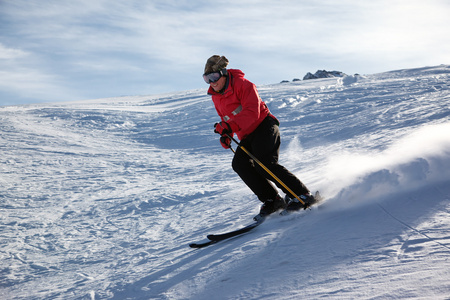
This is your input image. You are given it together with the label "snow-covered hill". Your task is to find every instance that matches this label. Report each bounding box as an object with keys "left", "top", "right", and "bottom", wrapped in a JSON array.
[{"left": 1, "top": 65, "right": 450, "bottom": 299}]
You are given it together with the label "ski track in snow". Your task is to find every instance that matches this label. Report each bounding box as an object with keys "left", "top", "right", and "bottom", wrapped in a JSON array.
[{"left": 1, "top": 65, "right": 450, "bottom": 299}]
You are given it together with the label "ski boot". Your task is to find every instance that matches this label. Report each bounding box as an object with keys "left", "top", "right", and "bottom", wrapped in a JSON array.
[
  {"left": 285, "top": 192, "right": 316, "bottom": 211},
  {"left": 254, "top": 194, "right": 286, "bottom": 221}
]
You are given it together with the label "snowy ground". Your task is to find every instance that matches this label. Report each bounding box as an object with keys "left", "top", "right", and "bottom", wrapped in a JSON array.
[{"left": 1, "top": 65, "right": 450, "bottom": 299}]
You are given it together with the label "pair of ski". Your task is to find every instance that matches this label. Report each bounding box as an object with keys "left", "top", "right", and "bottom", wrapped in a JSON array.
[{"left": 189, "top": 192, "right": 322, "bottom": 249}]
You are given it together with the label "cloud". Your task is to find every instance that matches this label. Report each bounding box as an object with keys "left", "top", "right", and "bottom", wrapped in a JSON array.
[
  {"left": 0, "top": 67, "right": 82, "bottom": 104},
  {"left": 1, "top": 0, "right": 450, "bottom": 105},
  {"left": 0, "top": 44, "right": 29, "bottom": 59},
  {"left": 0, "top": 44, "right": 72, "bottom": 104}
]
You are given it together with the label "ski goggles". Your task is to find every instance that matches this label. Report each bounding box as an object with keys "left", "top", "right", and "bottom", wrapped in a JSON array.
[
  {"left": 203, "top": 69, "right": 227, "bottom": 84},
  {"left": 203, "top": 71, "right": 222, "bottom": 84}
]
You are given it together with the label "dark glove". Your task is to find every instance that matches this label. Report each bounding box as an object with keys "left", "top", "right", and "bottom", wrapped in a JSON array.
[
  {"left": 220, "top": 136, "right": 231, "bottom": 149},
  {"left": 214, "top": 121, "right": 233, "bottom": 136}
]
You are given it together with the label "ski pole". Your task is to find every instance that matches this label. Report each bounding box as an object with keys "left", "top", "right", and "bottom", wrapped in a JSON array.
[{"left": 225, "top": 132, "right": 305, "bottom": 206}]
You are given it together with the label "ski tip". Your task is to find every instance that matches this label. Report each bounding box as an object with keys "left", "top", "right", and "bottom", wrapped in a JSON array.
[{"left": 189, "top": 240, "right": 216, "bottom": 248}]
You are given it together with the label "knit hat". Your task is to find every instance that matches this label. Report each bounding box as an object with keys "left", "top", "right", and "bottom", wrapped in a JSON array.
[{"left": 204, "top": 55, "right": 229, "bottom": 74}]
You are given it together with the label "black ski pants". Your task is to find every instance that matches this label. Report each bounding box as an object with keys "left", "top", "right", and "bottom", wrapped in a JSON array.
[{"left": 232, "top": 116, "right": 309, "bottom": 202}]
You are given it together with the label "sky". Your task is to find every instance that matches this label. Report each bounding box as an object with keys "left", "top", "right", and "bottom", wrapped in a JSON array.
[{"left": 0, "top": 0, "right": 449, "bottom": 106}]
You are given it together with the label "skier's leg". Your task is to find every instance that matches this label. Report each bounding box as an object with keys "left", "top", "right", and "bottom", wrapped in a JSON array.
[
  {"left": 250, "top": 118, "right": 310, "bottom": 198},
  {"left": 232, "top": 146, "right": 278, "bottom": 202}
]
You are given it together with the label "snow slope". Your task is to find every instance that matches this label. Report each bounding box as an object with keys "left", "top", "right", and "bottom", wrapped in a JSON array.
[{"left": 1, "top": 65, "right": 450, "bottom": 299}]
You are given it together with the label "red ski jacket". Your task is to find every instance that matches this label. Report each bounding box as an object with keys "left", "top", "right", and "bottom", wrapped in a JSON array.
[{"left": 208, "top": 69, "right": 274, "bottom": 141}]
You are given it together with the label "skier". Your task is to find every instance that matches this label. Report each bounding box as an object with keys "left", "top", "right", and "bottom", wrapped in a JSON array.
[{"left": 203, "top": 55, "right": 316, "bottom": 217}]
